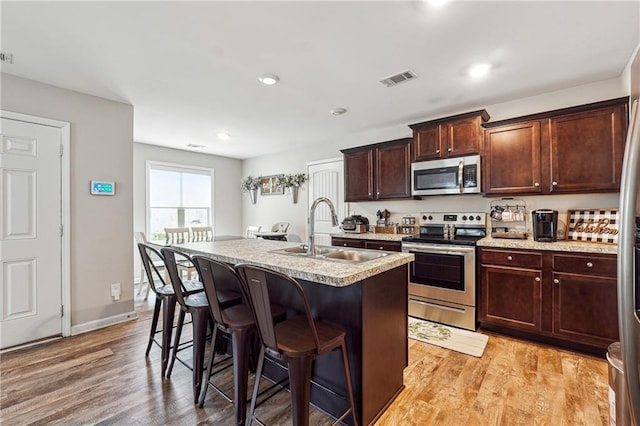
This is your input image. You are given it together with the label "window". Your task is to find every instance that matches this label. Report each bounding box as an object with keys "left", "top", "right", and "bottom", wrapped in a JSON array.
[{"left": 146, "top": 162, "right": 213, "bottom": 242}]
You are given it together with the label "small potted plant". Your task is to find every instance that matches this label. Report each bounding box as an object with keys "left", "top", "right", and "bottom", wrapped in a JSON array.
[
  {"left": 241, "top": 175, "right": 260, "bottom": 204},
  {"left": 276, "top": 173, "right": 308, "bottom": 203}
]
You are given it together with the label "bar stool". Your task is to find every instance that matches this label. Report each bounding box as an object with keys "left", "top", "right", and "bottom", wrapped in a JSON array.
[
  {"left": 235, "top": 263, "right": 359, "bottom": 426},
  {"left": 192, "top": 256, "right": 286, "bottom": 425},
  {"left": 138, "top": 243, "right": 194, "bottom": 378},
  {"left": 162, "top": 247, "right": 242, "bottom": 403}
]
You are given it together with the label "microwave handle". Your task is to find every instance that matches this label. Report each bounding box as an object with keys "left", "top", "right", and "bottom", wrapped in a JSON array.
[{"left": 458, "top": 160, "right": 464, "bottom": 192}]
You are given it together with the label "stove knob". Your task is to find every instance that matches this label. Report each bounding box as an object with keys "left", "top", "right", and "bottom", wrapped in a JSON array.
[
  {"left": 468, "top": 214, "right": 475, "bottom": 220},
  {"left": 476, "top": 215, "right": 482, "bottom": 221},
  {"left": 462, "top": 215, "right": 467, "bottom": 221},
  {"left": 428, "top": 215, "right": 433, "bottom": 221},
  {"left": 422, "top": 215, "right": 427, "bottom": 221}
]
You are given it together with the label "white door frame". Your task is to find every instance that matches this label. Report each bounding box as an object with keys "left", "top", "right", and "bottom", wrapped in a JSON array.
[{"left": 1, "top": 110, "right": 71, "bottom": 338}]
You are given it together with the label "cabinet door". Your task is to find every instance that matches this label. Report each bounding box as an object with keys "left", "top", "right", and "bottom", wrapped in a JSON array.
[
  {"left": 364, "top": 240, "right": 401, "bottom": 252},
  {"left": 375, "top": 140, "right": 411, "bottom": 199},
  {"left": 551, "top": 272, "right": 618, "bottom": 347},
  {"left": 331, "top": 237, "right": 365, "bottom": 248},
  {"left": 344, "top": 149, "right": 373, "bottom": 201},
  {"left": 479, "top": 265, "right": 543, "bottom": 332},
  {"left": 549, "top": 104, "right": 626, "bottom": 193},
  {"left": 413, "top": 124, "right": 442, "bottom": 161},
  {"left": 484, "top": 121, "right": 543, "bottom": 194},
  {"left": 443, "top": 116, "right": 482, "bottom": 158}
]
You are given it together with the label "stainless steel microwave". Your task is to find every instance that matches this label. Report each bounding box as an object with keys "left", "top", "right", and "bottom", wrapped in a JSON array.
[{"left": 411, "top": 154, "right": 481, "bottom": 196}]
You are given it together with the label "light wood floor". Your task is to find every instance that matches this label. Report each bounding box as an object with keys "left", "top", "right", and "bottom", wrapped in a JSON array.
[{"left": 1, "top": 294, "right": 610, "bottom": 425}]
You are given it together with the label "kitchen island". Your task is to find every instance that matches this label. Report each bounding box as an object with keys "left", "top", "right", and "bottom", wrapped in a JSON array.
[{"left": 177, "top": 238, "right": 413, "bottom": 425}]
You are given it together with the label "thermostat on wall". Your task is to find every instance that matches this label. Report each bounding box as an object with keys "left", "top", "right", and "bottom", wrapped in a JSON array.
[{"left": 90, "top": 180, "right": 115, "bottom": 195}]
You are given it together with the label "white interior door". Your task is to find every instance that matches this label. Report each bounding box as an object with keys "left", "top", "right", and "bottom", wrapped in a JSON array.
[
  {"left": 307, "top": 159, "right": 345, "bottom": 246},
  {"left": 1, "top": 117, "right": 63, "bottom": 349}
]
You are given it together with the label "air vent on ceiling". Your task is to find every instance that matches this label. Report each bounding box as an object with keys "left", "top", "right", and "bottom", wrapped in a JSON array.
[
  {"left": 380, "top": 69, "right": 417, "bottom": 87},
  {"left": 1, "top": 53, "right": 14, "bottom": 64},
  {"left": 186, "top": 144, "right": 205, "bottom": 149}
]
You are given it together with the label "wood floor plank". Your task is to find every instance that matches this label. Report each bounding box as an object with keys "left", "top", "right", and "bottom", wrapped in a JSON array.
[{"left": 1, "top": 295, "right": 610, "bottom": 425}]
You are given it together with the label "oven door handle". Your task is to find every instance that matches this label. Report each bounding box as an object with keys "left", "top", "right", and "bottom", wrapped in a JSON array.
[{"left": 402, "top": 243, "right": 475, "bottom": 255}]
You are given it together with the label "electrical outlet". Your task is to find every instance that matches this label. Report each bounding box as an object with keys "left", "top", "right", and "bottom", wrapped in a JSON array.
[{"left": 111, "top": 283, "right": 121, "bottom": 301}]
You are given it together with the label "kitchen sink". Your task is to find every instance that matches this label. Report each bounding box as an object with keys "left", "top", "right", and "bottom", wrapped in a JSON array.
[{"left": 271, "top": 245, "right": 388, "bottom": 263}]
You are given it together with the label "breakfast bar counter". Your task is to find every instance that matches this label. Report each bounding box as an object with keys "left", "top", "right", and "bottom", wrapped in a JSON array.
[{"left": 177, "top": 238, "right": 413, "bottom": 425}]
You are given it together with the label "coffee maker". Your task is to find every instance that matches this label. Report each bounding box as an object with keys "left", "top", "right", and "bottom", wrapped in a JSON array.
[{"left": 532, "top": 210, "right": 559, "bottom": 242}]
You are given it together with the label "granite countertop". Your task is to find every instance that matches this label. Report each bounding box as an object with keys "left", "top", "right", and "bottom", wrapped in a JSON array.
[
  {"left": 330, "top": 232, "right": 408, "bottom": 242},
  {"left": 477, "top": 236, "right": 618, "bottom": 254},
  {"left": 175, "top": 238, "right": 414, "bottom": 287}
]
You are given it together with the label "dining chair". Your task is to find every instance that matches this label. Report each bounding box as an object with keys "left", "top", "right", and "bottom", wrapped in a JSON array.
[
  {"left": 245, "top": 225, "right": 261, "bottom": 239},
  {"left": 190, "top": 226, "right": 213, "bottom": 242},
  {"left": 134, "top": 231, "right": 166, "bottom": 300},
  {"left": 165, "top": 227, "right": 196, "bottom": 279},
  {"left": 270, "top": 222, "right": 290, "bottom": 233},
  {"left": 235, "top": 263, "right": 359, "bottom": 426},
  {"left": 164, "top": 227, "right": 190, "bottom": 244}
]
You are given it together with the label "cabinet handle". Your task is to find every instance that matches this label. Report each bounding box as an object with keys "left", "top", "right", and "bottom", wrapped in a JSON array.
[
  {"left": 378, "top": 246, "right": 384, "bottom": 250},
  {"left": 535, "top": 277, "right": 541, "bottom": 282},
  {"left": 507, "top": 255, "right": 513, "bottom": 261},
  {"left": 343, "top": 243, "right": 348, "bottom": 247},
  {"left": 534, "top": 182, "right": 540, "bottom": 187},
  {"left": 377, "top": 191, "right": 380, "bottom": 196},
  {"left": 447, "top": 148, "right": 452, "bottom": 152},
  {"left": 368, "top": 192, "right": 372, "bottom": 196},
  {"left": 553, "top": 278, "right": 559, "bottom": 284},
  {"left": 435, "top": 149, "right": 440, "bottom": 154},
  {"left": 586, "top": 262, "right": 593, "bottom": 268},
  {"left": 552, "top": 181, "right": 558, "bottom": 186}
]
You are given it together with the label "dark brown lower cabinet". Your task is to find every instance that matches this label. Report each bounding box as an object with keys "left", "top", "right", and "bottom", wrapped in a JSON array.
[
  {"left": 332, "top": 237, "right": 401, "bottom": 252},
  {"left": 479, "top": 247, "right": 618, "bottom": 355}
]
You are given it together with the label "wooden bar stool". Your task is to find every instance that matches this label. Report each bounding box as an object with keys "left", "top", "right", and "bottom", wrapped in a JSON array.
[
  {"left": 235, "top": 263, "right": 359, "bottom": 426},
  {"left": 192, "top": 256, "right": 286, "bottom": 425},
  {"left": 162, "top": 247, "right": 242, "bottom": 404}
]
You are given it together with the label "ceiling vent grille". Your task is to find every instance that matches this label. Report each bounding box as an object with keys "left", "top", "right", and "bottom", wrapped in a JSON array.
[
  {"left": 380, "top": 69, "right": 417, "bottom": 87},
  {"left": 0, "top": 53, "right": 14, "bottom": 64},
  {"left": 186, "top": 144, "right": 205, "bottom": 148}
]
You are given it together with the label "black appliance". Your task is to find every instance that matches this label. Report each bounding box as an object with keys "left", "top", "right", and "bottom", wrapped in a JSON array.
[
  {"left": 402, "top": 212, "right": 486, "bottom": 331},
  {"left": 532, "top": 209, "right": 559, "bottom": 242},
  {"left": 341, "top": 215, "right": 369, "bottom": 234}
]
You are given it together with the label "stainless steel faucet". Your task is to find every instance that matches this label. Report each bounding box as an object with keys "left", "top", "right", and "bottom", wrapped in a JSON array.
[{"left": 307, "top": 197, "right": 339, "bottom": 255}]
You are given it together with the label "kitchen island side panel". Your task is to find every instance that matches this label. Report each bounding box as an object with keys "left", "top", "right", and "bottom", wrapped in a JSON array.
[{"left": 362, "top": 265, "right": 408, "bottom": 425}]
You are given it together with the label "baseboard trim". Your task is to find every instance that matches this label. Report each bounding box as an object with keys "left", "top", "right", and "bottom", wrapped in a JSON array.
[{"left": 71, "top": 311, "right": 138, "bottom": 336}]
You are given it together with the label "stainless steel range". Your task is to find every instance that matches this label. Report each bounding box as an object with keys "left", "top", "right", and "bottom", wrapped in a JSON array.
[{"left": 402, "top": 212, "right": 486, "bottom": 331}]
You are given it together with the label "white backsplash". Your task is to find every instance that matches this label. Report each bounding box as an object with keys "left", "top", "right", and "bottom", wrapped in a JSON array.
[{"left": 347, "top": 192, "right": 620, "bottom": 231}]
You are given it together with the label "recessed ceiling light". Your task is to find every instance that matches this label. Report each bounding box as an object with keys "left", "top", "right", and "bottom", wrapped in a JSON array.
[
  {"left": 217, "top": 132, "right": 230, "bottom": 140},
  {"left": 468, "top": 63, "right": 492, "bottom": 78},
  {"left": 258, "top": 74, "right": 280, "bottom": 85},
  {"left": 426, "top": 0, "right": 450, "bottom": 6},
  {"left": 330, "top": 108, "right": 348, "bottom": 116}
]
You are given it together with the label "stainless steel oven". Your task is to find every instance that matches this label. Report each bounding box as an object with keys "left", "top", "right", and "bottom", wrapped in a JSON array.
[{"left": 402, "top": 212, "right": 486, "bottom": 331}]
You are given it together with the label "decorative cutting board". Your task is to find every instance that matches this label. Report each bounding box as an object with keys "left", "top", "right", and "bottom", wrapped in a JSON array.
[{"left": 566, "top": 209, "right": 619, "bottom": 244}]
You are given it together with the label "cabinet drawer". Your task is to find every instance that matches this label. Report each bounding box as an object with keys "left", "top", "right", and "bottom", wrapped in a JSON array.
[
  {"left": 364, "top": 240, "right": 401, "bottom": 252},
  {"left": 479, "top": 249, "right": 542, "bottom": 269},
  {"left": 552, "top": 253, "right": 616, "bottom": 277},
  {"left": 331, "top": 238, "right": 365, "bottom": 248}
]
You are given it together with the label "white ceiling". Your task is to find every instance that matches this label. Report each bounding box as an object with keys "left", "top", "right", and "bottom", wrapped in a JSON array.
[{"left": 1, "top": 1, "right": 639, "bottom": 160}]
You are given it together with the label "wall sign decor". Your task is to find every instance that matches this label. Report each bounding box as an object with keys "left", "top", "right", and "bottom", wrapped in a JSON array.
[
  {"left": 259, "top": 174, "right": 284, "bottom": 195},
  {"left": 566, "top": 209, "right": 619, "bottom": 244}
]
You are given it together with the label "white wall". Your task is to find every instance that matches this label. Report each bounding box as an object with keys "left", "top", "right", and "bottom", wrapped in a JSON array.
[
  {"left": 243, "top": 76, "right": 628, "bottom": 238},
  {"left": 1, "top": 73, "right": 134, "bottom": 328},
  {"left": 133, "top": 143, "right": 243, "bottom": 279}
]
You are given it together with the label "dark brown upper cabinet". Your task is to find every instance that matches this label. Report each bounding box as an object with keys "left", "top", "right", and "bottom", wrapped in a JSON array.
[
  {"left": 409, "top": 110, "right": 490, "bottom": 161},
  {"left": 342, "top": 138, "right": 412, "bottom": 202},
  {"left": 483, "top": 97, "right": 629, "bottom": 196}
]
